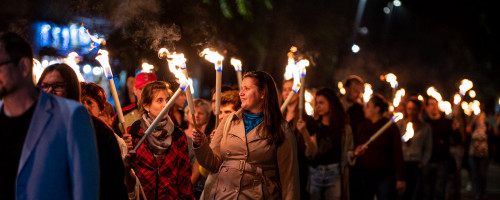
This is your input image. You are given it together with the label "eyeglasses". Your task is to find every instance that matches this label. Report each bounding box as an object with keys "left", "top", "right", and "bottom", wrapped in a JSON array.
[{"left": 39, "top": 82, "right": 66, "bottom": 92}]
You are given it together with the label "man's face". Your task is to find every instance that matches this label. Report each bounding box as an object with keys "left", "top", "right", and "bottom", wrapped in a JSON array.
[
  {"left": 346, "top": 82, "right": 363, "bottom": 101},
  {"left": 0, "top": 48, "right": 22, "bottom": 99},
  {"left": 426, "top": 98, "right": 440, "bottom": 116}
]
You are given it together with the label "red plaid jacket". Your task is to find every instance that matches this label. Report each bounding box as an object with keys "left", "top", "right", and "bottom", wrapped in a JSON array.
[{"left": 129, "top": 121, "right": 194, "bottom": 200}]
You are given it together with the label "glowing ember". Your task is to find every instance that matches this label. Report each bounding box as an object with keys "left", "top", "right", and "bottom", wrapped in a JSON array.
[
  {"left": 200, "top": 48, "right": 224, "bottom": 71},
  {"left": 393, "top": 88, "right": 406, "bottom": 107},
  {"left": 33, "top": 58, "right": 43, "bottom": 84},
  {"left": 418, "top": 95, "right": 424, "bottom": 101},
  {"left": 64, "top": 52, "right": 85, "bottom": 81},
  {"left": 468, "top": 90, "right": 476, "bottom": 98},
  {"left": 95, "top": 50, "right": 113, "bottom": 79},
  {"left": 141, "top": 63, "right": 154, "bottom": 73},
  {"left": 459, "top": 79, "right": 473, "bottom": 96},
  {"left": 363, "top": 83, "right": 373, "bottom": 103},
  {"left": 230, "top": 58, "right": 242, "bottom": 72},
  {"left": 401, "top": 122, "right": 414, "bottom": 142},
  {"left": 454, "top": 93, "right": 461, "bottom": 105},
  {"left": 385, "top": 73, "right": 398, "bottom": 88}
]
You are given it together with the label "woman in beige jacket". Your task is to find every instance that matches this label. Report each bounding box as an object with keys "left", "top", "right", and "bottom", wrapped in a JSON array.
[{"left": 193, "top": 71, "right": 300, "bottom": 200}]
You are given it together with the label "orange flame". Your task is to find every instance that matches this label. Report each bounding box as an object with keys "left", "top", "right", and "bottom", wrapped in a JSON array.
[
  {"left": 385, "top": 73, "right": 398, "bottom": 88},
  {"left": 230, "top": 58, "right": 242, "bottom": 72},
  {"left": 393, "top": 88, "right": 406, "bottom": 107},
  {"left": 402, "top": 122, "right": 414, "bottom": 142},
  {"left": 363, "top": 83, "right": 373, "bottom": 103},
  {"left": 459, "top": 79, "right": 473, "bottom": 96},
  {"left": 200, "top": 48, "right": 224, "bottom": 71},
  {"left": 64, "top": 52, "right": 85, "bottom": 81}
]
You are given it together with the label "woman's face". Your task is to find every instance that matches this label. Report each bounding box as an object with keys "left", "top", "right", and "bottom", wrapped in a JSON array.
[
  {"left": 315, "top": 95, "right": 330, "bottom": 117},
  {"left": 364, "top": 101, "right": 379, "bottom": 119},
  {"left": 194, "top": 106, "right": 209, "bottom": 125},
  {"left": 144, "top": 89, "right": 170, "bottom": 119},
  {"left": 239, "top": 77, "right": 264, "bottom": 113},
  {"left": 82, "top": 95, "right": 101, "bottom": 118},
  {"left": 40, "top": 70, "right": 67, "bottom": 98},
  {"left": 282, "top": 80, "right": 298, "bottom": 104}
]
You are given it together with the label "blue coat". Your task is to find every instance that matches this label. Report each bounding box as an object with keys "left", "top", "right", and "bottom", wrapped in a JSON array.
[{"left": 1, "top": 92, "right": 100, "bottom": 200}]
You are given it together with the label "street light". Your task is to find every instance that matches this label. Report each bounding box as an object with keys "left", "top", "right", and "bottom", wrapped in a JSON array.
[
  {"left": 352, "top": 44, "right": 360, "bottom": 53},
  {"left": 393, "top": 0, "right": 402, "bottom": 7}
]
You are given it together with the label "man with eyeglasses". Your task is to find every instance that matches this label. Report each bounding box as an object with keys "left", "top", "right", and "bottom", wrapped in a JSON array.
[{"left": 0, "top": 32, "right": 99, "bottom": 200}]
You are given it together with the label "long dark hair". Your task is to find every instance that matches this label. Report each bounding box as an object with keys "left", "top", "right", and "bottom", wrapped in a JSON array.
[
  {"left": 315, "top": 88, "right": 348, "bottom": 131},
  {"left": 38, "top": 63, "right": 81, "bottom": 102},
  {"left": 244, "top": 71, "right": 285, "bottom": 146}
]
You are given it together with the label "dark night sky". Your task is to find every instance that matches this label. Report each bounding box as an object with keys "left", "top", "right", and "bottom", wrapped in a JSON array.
[{"left": 1, "top": 0, "right": 499, "bottom": 111}]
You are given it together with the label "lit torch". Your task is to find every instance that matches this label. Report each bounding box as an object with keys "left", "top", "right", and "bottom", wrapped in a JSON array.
[
  {"left": 281, "top": 48, "right": 301, "bottom": 113},
  {"left": 338, "top": 81, "right": 346, "bottom": 95},
  {"left": 63, "top": 52, "right": 85, "bottom": 81},
  {"left": 383, "top": 73, "right": 398, "bottom": 102},
  {"left": 468, "top": 90, "right": 476, "bottom": 98},
  {"left": 393, "top": 88, "right": 406, "bottom": 108},
  {"left": 401, "top": 122, "right": 414, "bottom": 142},
  {"left": 33, "top": 58, "right": 43, "bottom": 84},
  {"left": 467, "top": 100, "right": 481, "bottom": 127},
  {"left": 459, "top": 79, "right": 473, "bottom": 96},
  {"left": 305, "top": 90, "right": 314, "bottom": 116},
  {"left": 364, "top": 112, "right": 404, "bottom": 146},
  {"left": 141, "top": 62, "right": 154, "bottom": 73},
  {"left": 95, "top": 50, "right": 129, "bottom": 140},
  {"left": 200, "top": 48, "right": 224, "bottom": 127},
  {"left": 162, "top": 49, "right": 199, "bottom": 130},
  {"left": 363, "top": 83, "right": 373, "bottom": 104},
  {"left": 231, "top": 58, "right": 243, "bottom": 91}
]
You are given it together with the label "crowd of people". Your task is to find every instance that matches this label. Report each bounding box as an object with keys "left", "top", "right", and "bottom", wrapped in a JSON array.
[{"left": 1, "top": 31, "right": 499, "bottom": 200}]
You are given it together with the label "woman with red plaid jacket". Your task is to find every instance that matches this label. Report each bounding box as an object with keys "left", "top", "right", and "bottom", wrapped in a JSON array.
[{"left": 126, "top": 81, "right": 194, "bottom": 200}]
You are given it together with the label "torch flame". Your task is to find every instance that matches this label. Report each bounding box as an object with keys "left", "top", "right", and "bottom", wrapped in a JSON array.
[
  {"left": 392, "top": 112, "right": 404, "bottom": 123},
  {"left": 230, "top": 58, "right": 242, "bottom": 72},
  {"left": 158, "top": 48, "right": 170, "bottom": 59},
  {"left": 64, "top": 52, "right": 85, "bottom": 81},
  {"left": 305, "top": 90, "right": 314, "bottom": 116},
  {"left": 459, "top": 79, "right": 473, "bottom": 96},
  {"left": 363, "top": 83, "right": 373, "bottom": 103},
  {"left": 393, "top": 88, "right": 406, "bottom": 107},
  {"left": 95, "top": 50, "right": 113, "bottom": 79},
  {"left": 385, "top": 73, "right": 398, "bottom": 88},
  {"left": 471, "top": 100, "right": 481, "bottom": 116},
  {"left": 426, "top": 86, "right": 443, "bottom": 102},
  {"left": 454, "top": 93, "right": 461, "bottom": 105},
  {"left": 33, "top": 58, "right": 43, "bottom": 84},
  {"left": 439, "top": 101, "right": 452, "bottom": 116},
  {"left": 418, "top": 95, "right": 424, "bottom": 101},
  {"left": 468, "top": 90, "right": 476, "bottom": 98},
  {"left": 402, "top": 122, "right": 414, "bottom": 142},
  {"left": 462, "top": 102, "right": 471, "bottom": 116},
  {"left": 338, "top": 81, "right": 346, "bottom": 95},
  {"left": 200, "top": 48, "right": 224, "bottom": 71},
  {"left": 165, "top": 52, "right": 189, "bottom": 90},
  {"left": 141, "top": 63, "right": 154, "bottom": 73}
]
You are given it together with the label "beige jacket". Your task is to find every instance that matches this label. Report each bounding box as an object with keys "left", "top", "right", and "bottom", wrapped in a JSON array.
[{"left": 194, "top": 109, "right": 300, "bottom": 200}]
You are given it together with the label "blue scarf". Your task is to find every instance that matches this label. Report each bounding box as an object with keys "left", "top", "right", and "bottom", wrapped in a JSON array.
[{"left": 243, "top": 111, "right": 264, "bottom": 134}]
